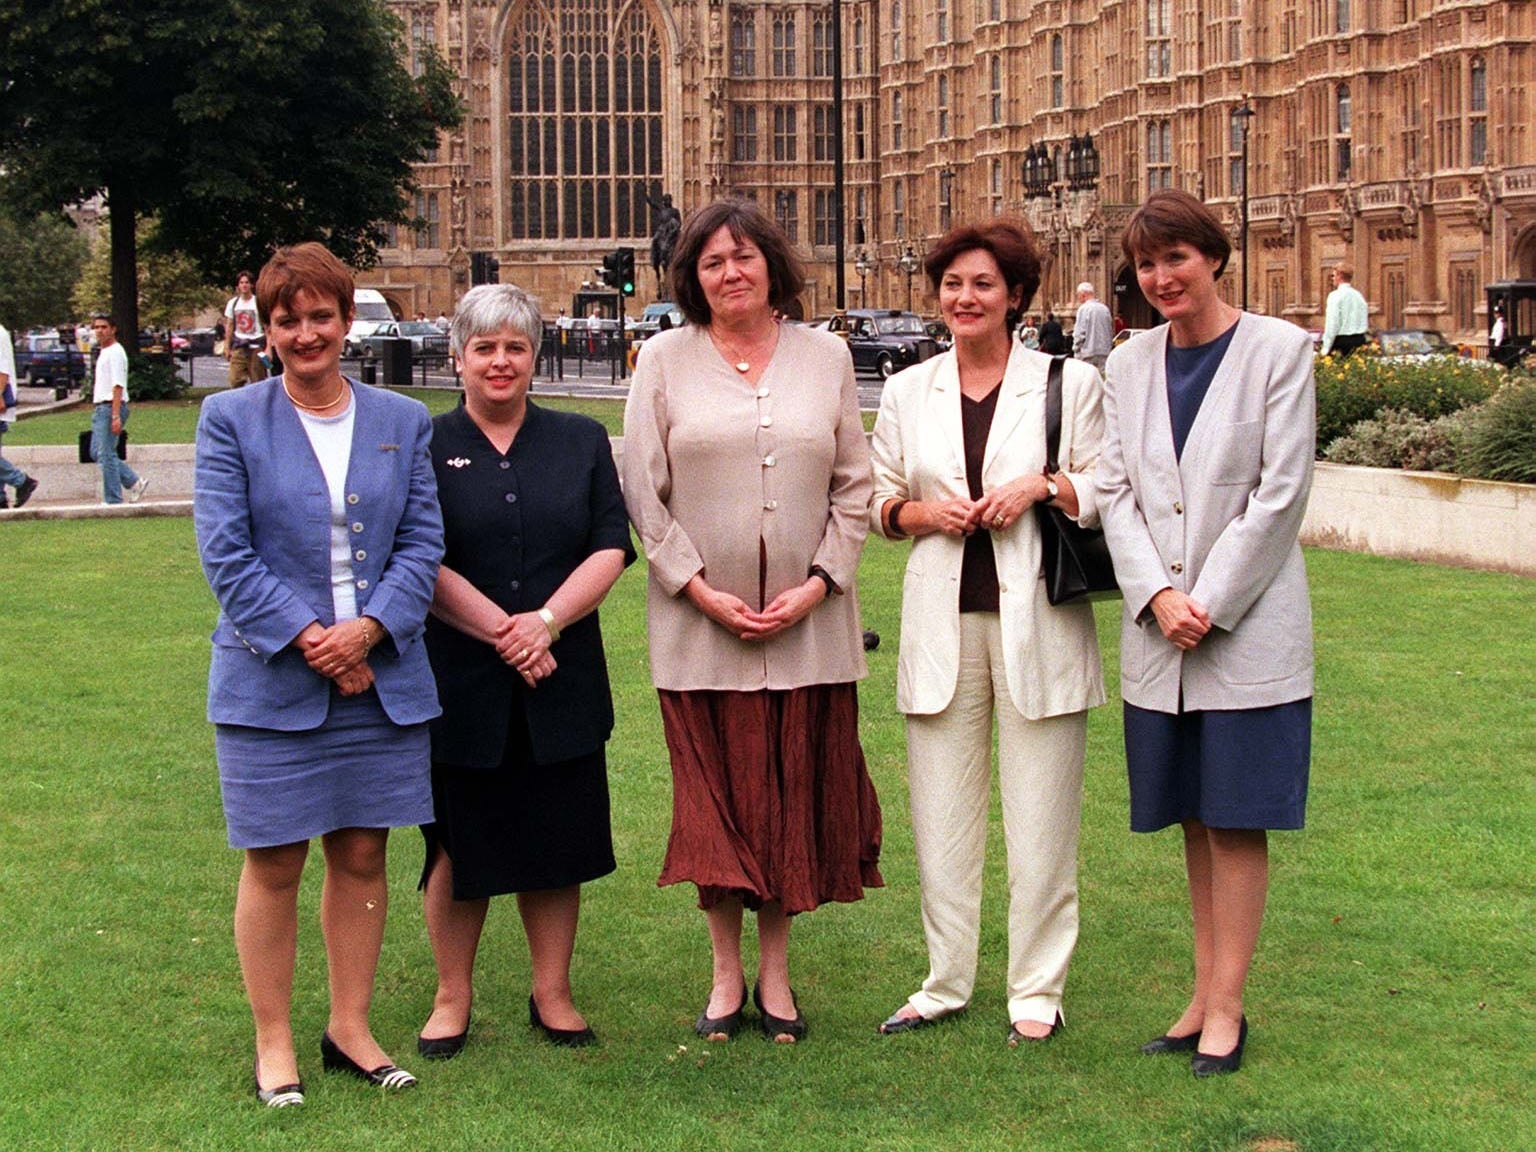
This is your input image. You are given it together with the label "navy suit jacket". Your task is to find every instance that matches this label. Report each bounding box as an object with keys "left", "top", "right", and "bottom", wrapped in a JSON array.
[{"left": 194, "top": 379, "right": 445, "bottom": 730}]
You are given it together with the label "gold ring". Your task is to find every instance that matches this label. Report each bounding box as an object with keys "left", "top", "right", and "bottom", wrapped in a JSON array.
[
  {"left": 518, "top": 648, "right": 530, "bottom": 659},
  {"left": 994, "top": 516, "right": 1005, "bottom": 527}
]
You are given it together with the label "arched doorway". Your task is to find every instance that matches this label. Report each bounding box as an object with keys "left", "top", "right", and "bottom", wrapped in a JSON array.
[
  {"left": 1113, "top": 263, "right": 1156, "bottom": 329},
  {"left": 1514, "top": 224, "right": 1536, "bottom": 280}
]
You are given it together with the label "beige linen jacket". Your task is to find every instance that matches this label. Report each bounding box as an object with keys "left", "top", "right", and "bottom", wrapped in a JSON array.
[
  {"left": 622, "top": 322, "right": 872, "bottom": 691},
  {"left": 1097, "top": 314, "right": 1315, "bottom": 713},
  {"left": 868, "top": 345, "right": 1107, "bottom": 720}
]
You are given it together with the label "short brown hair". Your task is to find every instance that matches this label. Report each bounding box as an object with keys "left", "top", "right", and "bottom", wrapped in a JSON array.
[
  {"left": 1121, "top": 189, "right": 1231, "bottom": 280},
  {"left": 256, "top": 242, "right": 356, "bottom": 327},
  {"left": 669, "top": 198, "right": 805, "bottom": 326},
  {"left": 1333, "top": 263, "right": 1354, "bottom": 281},
  {"left": 923, "top": 219, "right": 1042, "bottom": 333}
]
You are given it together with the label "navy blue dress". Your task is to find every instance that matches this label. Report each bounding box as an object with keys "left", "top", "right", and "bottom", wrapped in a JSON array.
[{"left": 1124, "top": 325, "right": 1311, "bottom": 833}]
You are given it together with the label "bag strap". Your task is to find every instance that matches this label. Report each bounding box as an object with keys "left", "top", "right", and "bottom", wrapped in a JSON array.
[{"left": 1043, "top": 354, "right": 1066, "bottom": 473}]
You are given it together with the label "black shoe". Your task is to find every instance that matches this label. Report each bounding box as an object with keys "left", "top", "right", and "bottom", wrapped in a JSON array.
[
  {"left": 253, "top": 1058, "right": 304, "bottom": 1108},
  {"left": 1140, "top": 1029, "right": 1202, "bottom": 1055},
  {"left": 417, "top": 1016, "right": 469, "bottom": 1060},
  {"left": 878, "top": 1003, "right": 960, "bottom": 1035},
  {"left": 1191, "top": 1016, "right": 1248, "bottom": 1078},
  {"left": 14, "top": 476, "right": 37, "bottom": 509},
  {"left": 694, "top": 984, "right": 748, "bottom": 1041},
  {"left": 529, "top": 995, "right": 597, "bottom": 1047},
  {"left": 320, "top": 1032, "right": 418, "bottom": 1089},
  {"left": 1007, "top": 1011, "right": 1064, "bottom": 1046},
  {"left": 754, "top": 982, "right": 806, "bottom": 1043}
]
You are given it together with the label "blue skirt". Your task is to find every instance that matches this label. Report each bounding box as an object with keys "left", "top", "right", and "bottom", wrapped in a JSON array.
[
  {"left": 1125, "top": 698, "right": 1311, "bottom": 832},
  {"left": 216, "top": 686, "right": 433, "bottom": 849}
]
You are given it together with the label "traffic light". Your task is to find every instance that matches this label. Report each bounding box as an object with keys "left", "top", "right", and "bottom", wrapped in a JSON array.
[
  {"left": 600, "top": 250, "right": 621, "bottom": 290},
  {"left": 616, "top": 247, "right": 636, "bottom": 297}
]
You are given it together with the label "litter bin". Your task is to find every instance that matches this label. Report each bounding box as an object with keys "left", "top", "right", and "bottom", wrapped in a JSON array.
[{"left": 378, "top": 337, "right": 412, "bottom": 386}]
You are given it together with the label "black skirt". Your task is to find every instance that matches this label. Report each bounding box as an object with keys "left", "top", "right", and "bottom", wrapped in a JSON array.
[{"left": 420, "top": 690, "right": 615, "bottom": 901}]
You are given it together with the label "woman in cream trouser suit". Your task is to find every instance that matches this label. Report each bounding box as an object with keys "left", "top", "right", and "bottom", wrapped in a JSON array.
[{"left": 869, "top": 220, "right": 1105, "bottom": 1042}]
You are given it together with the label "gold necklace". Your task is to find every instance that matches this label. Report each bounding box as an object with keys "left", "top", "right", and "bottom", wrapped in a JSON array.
[
  {"left": 282, "top": 375, "right": 349, "bottom": 413},
  {"left": 711, "top": 323, "right": 778, "bottom": 373}
]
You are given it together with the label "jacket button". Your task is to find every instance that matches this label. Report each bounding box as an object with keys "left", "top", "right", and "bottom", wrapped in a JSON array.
[
  {"left": 764, "top": 499, "right": 778, "bottom": 510},
  {"left": 354, "top": 550, "right": 367, "bottom": 562},
  {"left": 499, "top": 460, "right": 511, "bottom": 470},
  {"left": 504, "top": 492, "right": 518, "bottom": 503},
  {"left": 757, "top": 387, "right": 770, "bottom": 398},
  {"left": 351, "top": 521, "right": 363, "bottom": 533},
  {"left": 1170, "top": 561, "right": 1183, "bottom": 574},
  {"left": 1173, "top": 502, "right": 1183, "bottom": 515},
  {"left": 356, "top": 578, "right": 370, "bottom": 589},
  {"left": 760, "top": 416, "right": 773, "bottom": 427},
  {"left": 763, "top": 455, "right": 776, "bottom": 467},
  {"left": 346, "top": 493, "right": 360, "bottom": 505}
]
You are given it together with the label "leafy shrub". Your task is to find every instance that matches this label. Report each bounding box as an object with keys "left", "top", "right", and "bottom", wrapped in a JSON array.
[
  {"left": 1322, "top": 407, "right": 1464, "bottom": 472},
  {"left": 1456, "top": 380, "right": 1536, "bottom": 484},
  {"left": 126, "top": 353, "right": 189, "bottom": 401},
  {"left": 1313, "top": 353, "right": 1499, "bottom": 452}
]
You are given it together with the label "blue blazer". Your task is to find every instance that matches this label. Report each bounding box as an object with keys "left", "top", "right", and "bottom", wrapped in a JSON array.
[{"left": 194, "top": 379, "right": 445, "bottom": 730}]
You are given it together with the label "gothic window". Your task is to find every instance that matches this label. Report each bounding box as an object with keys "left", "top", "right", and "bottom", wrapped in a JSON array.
[
  {"left": 414, "top": 191, "right": 440, "bottom": 249},
  {"left": 814, "top": 189, "right": 836, "bottom": 246},
  {"left": 773, "top": 106, "right": 798, "bottom": 162},
  {"left": 1335, "top": 83, "right": 1352, "bottom": 181},
  {"left": 1147, "top": 119, "right": 1173, "bottom": 190},
  {"left": 734, "top": 106, "right": 759, "bottom": 162},
  {"left": 854, "top": 187, "right": 868, "bottom": 244},
  {"left": 775, "top": 190, "right": 799, "bottom": 243},
  {"left": 938, "top": 74, "right": 951, "bottom": 138},
  {"left": 1434, "top": 59, "right": 1461, "bottom": 169},
  {"left": 813, "top": 106, "right": 835, "bottom": 162},
  {"left": 990, "top": 56, "right": 1002, "bottom": 124},
  {"left": 504, "top": 0, "right": 664, "bottom": 242},
  {"left": 852, "top": 18, "right": 865, "bottom": 72},
  {"left": 893, "top": 180, "right": 906, "bottom": 238},
  {"left": 409, "top": 12, "right": 435, "bottom": 78},
  {"left": 731, "top": 12, "right": 756, "bottom": 77},
  {"left": 1451, "top": 263, "right": 1476, "bottom": 330},
  {"left": 1146, "top": 0, "right": 1171, "bottom": 79},
  {"left": 1051, "top": 35, "right": 1064, "bottom": 107},
  {"left": 1229, "top": 110, "right": 1246, "bottom": 197},
  {"left": 812, "top": 13, "right": 833, "bottom": 78},
  {"left": 991, "top": 158, "right": 1003, "bottom": 215},
  {"left": 855, "top": 103, "right": 867, "bottom": 160},
  {"left": 1469, "top": 57, "right": 1487, "bottom": 165},
  {"left": 892, "top": 91, "right": 904, "bottom": 151},
  {"left": 890, "top": 1, "right": 903, "bottom": 60},
  {"left": 771, "top": 14, "right": 797, "bottom": 77},
  {"left": 1335, "top": 0, "right": 1350, "bottom": 33},
  {"left": 937, "top": 0, "right": 949, "bottom": 42}
]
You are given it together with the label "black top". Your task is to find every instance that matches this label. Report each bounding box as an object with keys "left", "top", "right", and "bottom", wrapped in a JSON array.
[
  {"left": 1166, "top": 322, "right": 1239, "bottom": 461},
  {"left": 959, "top": 384, "right": 1002, "bottom": 613},
  {"left": 1038, "top": 316, "right": 1068, "bottom": 356},
  {"left": 426, "top": 401, "right": 636, "bottom": 767}
]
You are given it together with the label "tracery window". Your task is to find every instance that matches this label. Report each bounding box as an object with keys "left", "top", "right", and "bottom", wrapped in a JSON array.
[
  {"left": 734, "top": 106, "right": 759, "bottom": 162},
  {"left": 890, "top": 1, "right": 903, "bottom": 60},
  {"left": 813, "top": 106, "right": 835, "bottom": 162},
  {"left": 938, "top": 74, "right": 951, "bottom": 138},
  {"left": 731, "top": 12, "right": 756, "bottom": 76},
  {"left": 771, "top": 14, "right": 797, "bottom": 77},
  {"left": 1146, "top": 0, "right": 1171, "bottom": 79},
  {"left": 1335, "top": 83, "right": 1352, "bottom": 181},
  {"left": 1469, "top": 57, "right": 1487, "bottom": 165},
  {"left": 990, "top": 56, "right": 1003, "bottom": 124},
  {"left": 1147, "top": 119, "right": 1173, "bottom": 190},
  {"left": 892, "top": 91, "right": 904, "bottom": 151},
  {"left": 812, "top": 12, "right": 833, "bottom": 78},
  {"left": 814, "top": 189, "right": 836, "bottom": 246},
  {"left": 504, "top": 0, "right": 664, "bottom": 241},
  {"left": 773, "top": 106, "right": 798, "bottom": 162},
  {"left": 1051, "top": 34, "right": 1064, "bottom": 107}
]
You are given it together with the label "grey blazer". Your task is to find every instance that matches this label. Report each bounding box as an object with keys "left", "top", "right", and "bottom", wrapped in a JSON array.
[{"left": 1097, "top": 313, "right": 1315, "bottom": 713}]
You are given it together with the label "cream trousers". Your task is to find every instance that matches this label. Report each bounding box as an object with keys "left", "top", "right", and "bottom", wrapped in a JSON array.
[{"left": 904, "top": 612, "right": 1087, "bottom": 1026}]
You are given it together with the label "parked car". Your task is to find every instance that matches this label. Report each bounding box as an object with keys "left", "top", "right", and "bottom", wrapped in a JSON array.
[
  {"left": 13, "top": 332, "right": 87, "bottom": 390},
  {"left": 1374, "top": 328, "right": 1463, "bottom": 359},
  {"left": 1111, "top": 327, "right": 1150, "bottom": 347},
  {"left": 356, "top": 320, "right": 450, "bottom": 361},
  {"left": 172, "top": 327, "right": 219, "bottom": 357},
  {"left": 631, "top": 301, "right": 684, "bottom": 337},
  {"left": 831, "top": 309, "right": 941, "bottom": 378},
  {"left": 344, "top": 288, "right": 398, "bottom": 355}
]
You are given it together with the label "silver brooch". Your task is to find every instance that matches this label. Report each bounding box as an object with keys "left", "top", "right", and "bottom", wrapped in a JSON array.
[{"left": 447, "top": 456, "right": 472, "bottom": 469}]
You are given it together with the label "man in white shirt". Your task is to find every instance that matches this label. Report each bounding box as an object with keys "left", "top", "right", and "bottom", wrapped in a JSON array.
[
  {"left": 90, "top": 314, "right": 149, "bottom": 505},
  {"left": 1070, "top": 282, "right": 1113, "bottom": 374},
  {"left": 1320, "top": 264, "right": 1369, "bottom": 357},
  {"left": 0, "top": 320, "right": 39, "bottom": 508},
  {"left": 224, "top": 270, "right": 266, "bottom": 387}
]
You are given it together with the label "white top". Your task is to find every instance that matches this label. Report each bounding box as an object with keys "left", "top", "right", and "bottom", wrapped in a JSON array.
[
  {"left": 225, "top": 295, "right": 264, "bottom": 347},
  {"left": 0, "top": 322, "right": 13, "bottom": 427},
  {"left": 295, "top": 390, "right": 359, "bottom": 621},
  {"left": 93, "top": 342, "right": 129, "bottom": 404},
  {"left": 1321, "top": 282, "right": 1369, "bottom": 353}
]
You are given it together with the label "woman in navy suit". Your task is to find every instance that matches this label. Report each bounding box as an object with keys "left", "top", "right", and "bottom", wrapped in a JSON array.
[
  {"left": 1098, "top": 190, "right": 1315, "bottom": 1076},
  {"left": 195, "top": 243, "right": 444, "bottom": 1106}
]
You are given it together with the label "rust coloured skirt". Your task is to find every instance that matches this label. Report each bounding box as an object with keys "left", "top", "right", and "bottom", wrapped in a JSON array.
[{"left": 657, "top": 683, "right": 883, "bottom": 914}]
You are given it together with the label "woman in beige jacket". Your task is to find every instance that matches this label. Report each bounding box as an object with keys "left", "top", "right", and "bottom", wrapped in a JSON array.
[
  {"left": 869, "top": 219, "right": 1105, "bottom": 1044},
  {"left": 622, "top": 199, "right": 882, "bottom": 1044}
]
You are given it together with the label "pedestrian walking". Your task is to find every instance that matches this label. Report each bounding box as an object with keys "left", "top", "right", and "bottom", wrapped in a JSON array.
[
  {"left": 0, "top": 320, "right": 39, "bottom": 508},
  {"left": 89, "top": 314, "right": 150, "bottom": 505},
  {"left": 1071, "top": 281, "right": 1113, "bottom": 374},
  {"left": 225, "top": 271, "right": 267, "bottom": 387},
  {"left": 1320, "top": 264, "right": 1369, "bottom": 357}
]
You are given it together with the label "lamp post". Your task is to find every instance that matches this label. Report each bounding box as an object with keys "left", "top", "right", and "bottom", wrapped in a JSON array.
[
  {"left": 854, "top": 249, "right": 872, "bottom": 305},
  {"left": 1233, "top": 99, "right": 1256, "bottom": 312},
  {"left": 898, "top": 245, "right": 919, "bottom": 312}
]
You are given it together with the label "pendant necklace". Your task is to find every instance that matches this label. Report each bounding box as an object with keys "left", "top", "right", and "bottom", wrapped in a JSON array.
[{"left": 712, "top": 323, "right": 778, "bottom": 373}]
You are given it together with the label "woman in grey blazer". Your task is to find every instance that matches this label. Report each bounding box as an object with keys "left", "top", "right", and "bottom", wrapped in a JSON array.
[{"left": 1098, "top": 190, "right": 1315, "bottom": 1077}]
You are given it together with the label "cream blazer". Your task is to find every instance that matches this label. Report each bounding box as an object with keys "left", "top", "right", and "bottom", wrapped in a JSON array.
[
  {"left": 1097, "top": 314, "right": 1315, "bottom": 713},
  {"left": 623, "top": 322, "right": 872, "bottom": 692},
  {"left": 869, "top": 345, "right": 1106, "bottom": 720}
]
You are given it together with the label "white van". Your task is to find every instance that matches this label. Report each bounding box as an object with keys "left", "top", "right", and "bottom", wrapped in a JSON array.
[{"left": 345, "top": 289, "right": 396, "bottom": 355}]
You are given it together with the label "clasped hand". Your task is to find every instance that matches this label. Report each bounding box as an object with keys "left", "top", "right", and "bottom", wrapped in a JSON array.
[
  {"left": 926, "top": 474, "right": 1052, "bottom": 536},
  {"left": 493, "top": 610, "right": 558, "bottom": 687},
  {"left": 297, "top": 619, "right": 375, "bottom": 696},
  {"left": 684, "top": 574, "right": 826, "bottom": 642},
  {"left": 1149, "top": 588, "right": 1211, "bottom": 650}
]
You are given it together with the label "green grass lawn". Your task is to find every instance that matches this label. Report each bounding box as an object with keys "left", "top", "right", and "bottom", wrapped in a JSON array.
[{"left": 1, "top": 525, "right": 1531, "bottom": 1151}]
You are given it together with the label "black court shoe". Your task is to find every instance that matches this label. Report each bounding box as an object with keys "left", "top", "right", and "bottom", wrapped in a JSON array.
[
  {"left": 253, "top": 1059, "right": 304, "bottom": 1109},
  {"left": 529, "top": 995, "right": 597, "bottom": 1047},
  {"left": 754, "top": 982, "right": 807, "bottom": 1043},
  {"left": 1191, "top": 1017, "right": 1248, "bottom": 1078},
  {"left": 1139, "top": 1030, "right": 1202, "bottom": 1056},
  {"left": 694, "top": 984, "right": 749, "bottom": 1041},
  {"left": 320, "top": 1032, "right": 418, "bottom": 1089}
]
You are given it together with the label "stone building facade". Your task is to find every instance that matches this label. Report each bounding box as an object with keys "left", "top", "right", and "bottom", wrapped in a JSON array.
[{"left": 368, "top": 0, "right": 1533, "bottom": 345}]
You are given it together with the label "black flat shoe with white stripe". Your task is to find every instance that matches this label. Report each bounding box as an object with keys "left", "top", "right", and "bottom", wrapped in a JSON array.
[
  {"left": 320, "top": 1032, "right": 418, "bottom": 1090},
  {"left": 253, "top": 1058, "right": 304, "bottom": 1108}
]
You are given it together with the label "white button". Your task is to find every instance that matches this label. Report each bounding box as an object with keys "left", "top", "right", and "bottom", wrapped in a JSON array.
[
  {"left": 763, "top": 455, "right": 776, "bottom": 467},
  {"left": 757, "top": 387, "right": 770, "bottom": 398},
  {"left": 351, "top": 521, "right": 363, "bottom": 532},
  {"left": 356, "top": 579, "right": 370, "bottom": 589},
  {"left": 346, "top": 493, "right": 360, "bottom": 505},
  {"left": 765, "top": 499, "right": 778, "bottom": 510},
  {"left": 354, "top": 550, "right": 367, "bottom": 561},
  {"left": 760, "top": 416, "right": 773, "bottom": 428}
]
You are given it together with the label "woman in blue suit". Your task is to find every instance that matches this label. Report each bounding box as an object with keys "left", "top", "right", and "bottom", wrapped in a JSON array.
[{"left": 195, "top": 243, "right": 444, "bottom": 1107}]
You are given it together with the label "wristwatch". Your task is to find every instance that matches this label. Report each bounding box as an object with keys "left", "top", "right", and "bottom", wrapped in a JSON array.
[{"left": 1044, "top": 476, "right": 1060, "bottom": 503}]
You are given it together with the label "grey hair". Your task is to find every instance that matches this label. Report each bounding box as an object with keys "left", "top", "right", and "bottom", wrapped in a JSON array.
[{"left": 449, "top": 284, "right": 544, "bottom": 360}]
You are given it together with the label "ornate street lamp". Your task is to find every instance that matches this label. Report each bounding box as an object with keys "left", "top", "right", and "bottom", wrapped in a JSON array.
[
  {"left": 854, "top": 249, "right": 872, "bottom": 304},
  {"left": 1232, "top": 99, "right": 1257, "bottom": 312},
  {"left": 898, "top": 245, "right": 920, "bottom": 312}
]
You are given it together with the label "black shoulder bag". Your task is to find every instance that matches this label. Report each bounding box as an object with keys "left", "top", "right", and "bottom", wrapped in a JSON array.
[{"left": 1036, "top": 355, "right": 1119, "bottom": 605}]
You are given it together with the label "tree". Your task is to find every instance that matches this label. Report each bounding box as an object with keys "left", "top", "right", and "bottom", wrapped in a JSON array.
[
  {"left": 0, "top": 0, "right": 461, "bottom": 347},
  {"left": 0, "top": 206, "right": 89, "bottom": 330},
  {"left": 72, "top": 216, "right": 221, "bottom": 329}
]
